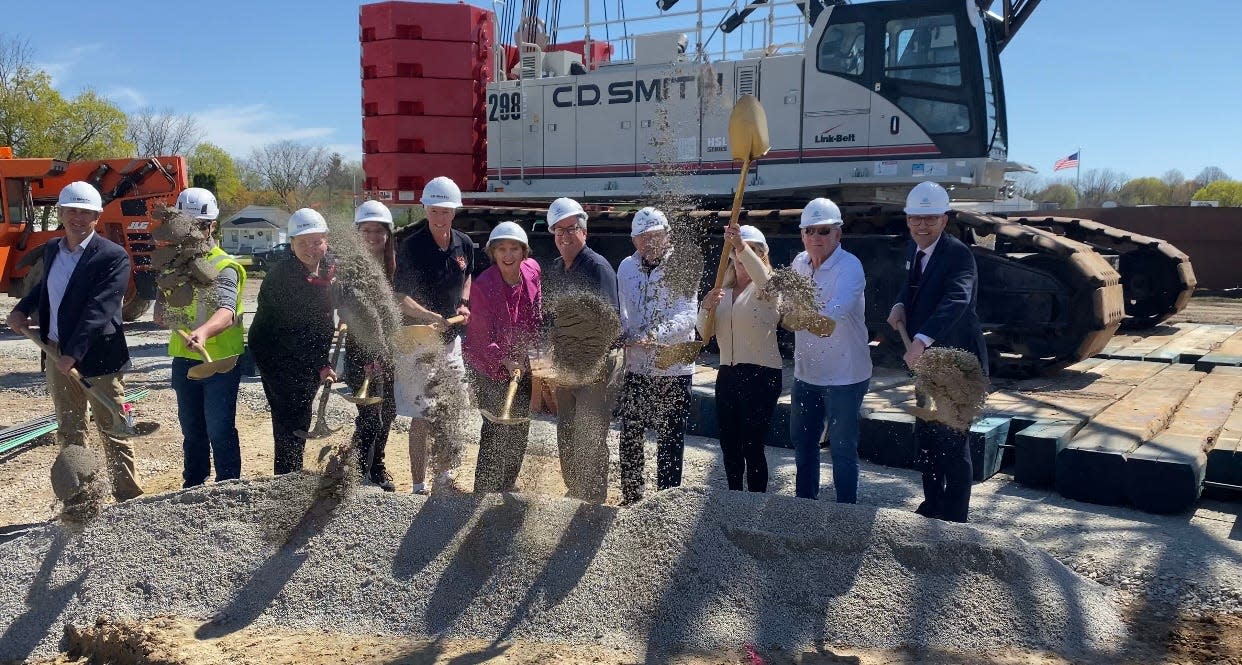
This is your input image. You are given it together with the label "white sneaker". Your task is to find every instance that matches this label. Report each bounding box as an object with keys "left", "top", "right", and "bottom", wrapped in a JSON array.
[
  {"left": 432, "top": 471, "right": 464, "bottom": 494},
  {"left": 411, "top": 482, "right": 430, "bottom": 495}
]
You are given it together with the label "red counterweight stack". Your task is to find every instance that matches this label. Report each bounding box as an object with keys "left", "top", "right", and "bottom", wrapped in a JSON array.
[{"left": 360, "top": 1, "right": 493, "bottom": 203}]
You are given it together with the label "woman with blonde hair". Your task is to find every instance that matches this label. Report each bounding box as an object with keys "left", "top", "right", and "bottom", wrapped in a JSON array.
[
  {"left": 463, "top": 221, "right": 542, "bottom": 493},
  {"left": 698, "top": 224, "right": 781, "bottom": 492}
]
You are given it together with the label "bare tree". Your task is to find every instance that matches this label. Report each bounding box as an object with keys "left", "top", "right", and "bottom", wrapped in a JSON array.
[
  {"left": 126, "top": 106, "right": 201, "bottom": 156},
  {"left": 1194, "top": 166, "right": 1231, "bottom": 187},
  {"left": 1076, "top": 168, "right": 1127, "bottom": 207},
  {"left": 245, "top": 140, "right": 331, "bottom": 207}
]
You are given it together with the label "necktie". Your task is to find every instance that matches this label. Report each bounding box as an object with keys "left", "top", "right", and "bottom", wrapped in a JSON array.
[{"left": 909, "top": 250, "right": 926, "bottom": 288}]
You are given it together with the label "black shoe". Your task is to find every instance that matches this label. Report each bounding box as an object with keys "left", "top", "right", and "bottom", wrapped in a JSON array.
[{"left": 371, "top": 470, "right": 396, "bottom": 492}]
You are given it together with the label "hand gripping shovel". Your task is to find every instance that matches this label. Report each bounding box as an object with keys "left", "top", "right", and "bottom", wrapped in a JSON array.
[
  {"left": 480, "top": 369, "right": 529, "bottom": 426},
  {"left": 296, "top": 323, "right": 348, "bottom": 441},
  {"left": 177, "top": 330, "right": 239, "bottom": 380},
  {"left": 21, "top": 329, "right": 157, "bottom": 439},
  {"left": 661, "top": 94, "right": 770, "bottom": 369}
]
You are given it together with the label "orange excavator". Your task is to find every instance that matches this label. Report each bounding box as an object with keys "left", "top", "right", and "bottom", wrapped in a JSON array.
[{"left": 0, "top": 148, "right": 187, "bottom": 321}]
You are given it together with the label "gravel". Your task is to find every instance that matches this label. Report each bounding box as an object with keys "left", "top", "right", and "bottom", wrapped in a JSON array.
[{"left": 0, "top": 474, "right": 1128, "bottom": 662}]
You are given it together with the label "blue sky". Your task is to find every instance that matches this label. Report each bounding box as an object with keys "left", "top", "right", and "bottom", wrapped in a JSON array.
[{"left": 7, "top": 0, "right": 1241, "bottom": 184}]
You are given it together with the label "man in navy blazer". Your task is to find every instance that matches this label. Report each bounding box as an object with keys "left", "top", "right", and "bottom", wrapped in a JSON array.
[
  {"left": 887, "top": 181, "right": 987, "bottom": 523},
  {"left": 7, "top": 181, "right": 143, "bottom": 501}
]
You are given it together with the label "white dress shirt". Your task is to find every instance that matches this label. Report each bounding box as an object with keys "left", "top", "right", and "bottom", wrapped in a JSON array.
[
  {"left": 47, "top": 232, "right": 96, "bottom": 344},
  {"left": 618, "top": 251, "right": 697, "bottom": 377},
  {"left": 909, "top": 233, "right": 942, "bottom": 347},
  {"left": 791, "top": 247, "right": 872, "bottom": 386}
]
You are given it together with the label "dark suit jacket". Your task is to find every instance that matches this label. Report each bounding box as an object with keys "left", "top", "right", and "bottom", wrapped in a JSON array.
[
  {"left": 895, "top": 232, "right": 989, "bottom": 376},
  {"left": 15, "top": 234, "right": 131, "bottom": 377}
]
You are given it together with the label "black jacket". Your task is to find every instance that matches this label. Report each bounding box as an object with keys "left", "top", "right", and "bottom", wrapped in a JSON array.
[
  {"left": 247, "top": 255, "right": 335, "bottom": 377},
  {"left": 15, "top": 234, "right": 131, "bottom": 377},
  {"left": 895, "top": 232, "right": 989, "bottom": 376}
]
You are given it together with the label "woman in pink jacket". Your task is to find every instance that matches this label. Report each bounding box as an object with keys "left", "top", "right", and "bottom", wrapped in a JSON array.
[{"left": 464, "top": 221, "right": 542, "bottom": 493}]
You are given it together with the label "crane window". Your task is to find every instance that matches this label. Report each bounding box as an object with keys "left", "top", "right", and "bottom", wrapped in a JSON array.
[
  {"left": 817, "top": 21, "right": 865, "bottom": 77},
  {"left": 897, "top": 96, "right": 970, "bottom": 135},
  {"left": 884, "top": 15, "right": 961, "bottom": 86}
]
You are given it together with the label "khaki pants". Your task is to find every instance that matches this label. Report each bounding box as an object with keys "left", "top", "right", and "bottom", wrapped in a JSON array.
[
  {"left": 45, "top": 364, "right": 144, "bottom": 501},
  {"left": 555, "top": 350, "right": 623, "bottom": 504}
]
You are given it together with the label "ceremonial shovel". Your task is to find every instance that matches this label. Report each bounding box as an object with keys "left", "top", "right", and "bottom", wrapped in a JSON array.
[
  {"left": 177, "top": 330, "right": 239, "bottom": 379},
  {"left": 396, "top": 314, "right": 466, "bottom": 353},
  {"left": 296, "top": 323, "right": 348, "bottom": 441},
  {"left": 657, "top": 94, "right": 770, "bottom": 370},
  {"left": 21, "top": 329, "right": 157, "bottom": 439},
  {"left": 342, "top": 368, "right": 383, "bottom": 406},
  {"left": 480, "top": 369, "right": 528, "bottom": 426}
]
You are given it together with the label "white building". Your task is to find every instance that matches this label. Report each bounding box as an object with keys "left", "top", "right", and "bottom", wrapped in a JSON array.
[{"left": 219, "top": 206, "right": 290, "bottom": 255}]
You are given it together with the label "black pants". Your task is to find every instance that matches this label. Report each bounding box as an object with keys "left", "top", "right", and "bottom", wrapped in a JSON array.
[
  {"left": 471, "top": 369, "right": 532, "bottom": 493},
  {"left": 618, "top": 373, "right": 692, "bottom": 503},
  {"left": 258, "top": 363, "right": 320, "bottom": 475},
  {"left": 915, "top": 417, "right": 973, "bottom": 523},
  {"left": 716, "top": 364, "right": 781, "bottom": 492},
  {"left": 346, "top": 354, "right": 396, "bottom": 480}
]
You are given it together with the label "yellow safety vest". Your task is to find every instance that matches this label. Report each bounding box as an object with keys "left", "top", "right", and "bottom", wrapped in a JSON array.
[{"left": 167, "top": 246, "right": 247, "bottom": 361}]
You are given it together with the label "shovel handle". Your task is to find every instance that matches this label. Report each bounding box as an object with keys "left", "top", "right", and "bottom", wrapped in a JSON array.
[
  {"left": 444, "top": 314, "right": 466, "bottom": 326},
  {"left": 703, "top": 154, "right": 753, "bottom": 341},
  {"left": 897, "top": 326, "right": 913, "bottom": 352},
  {"left": 499, "top": 369, "right": 522, "bottom": 419},
  {"left": 177, "top": 329, "right": 214, "bottom": 363}
]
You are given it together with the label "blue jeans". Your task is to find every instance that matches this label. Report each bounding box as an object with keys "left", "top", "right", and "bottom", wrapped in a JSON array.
[
  {"left": 172, "top": 356, "right": 243, "bottom": 486},
  {"left": 789, "top": 378, "right": 870, "bottom": 501}
]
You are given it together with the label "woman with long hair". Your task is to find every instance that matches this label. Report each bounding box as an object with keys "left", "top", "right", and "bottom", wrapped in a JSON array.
[
  {"left": 698, "top": 224, "right": 782, "bottom": 492},
  {"left": 345, "top": 200, "right": 399, "bottom": 490}
]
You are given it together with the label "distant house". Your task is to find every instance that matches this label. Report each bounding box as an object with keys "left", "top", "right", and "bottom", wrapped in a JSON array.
[{"left": 219, "top": 206, "right": 290, "bottom": 255}]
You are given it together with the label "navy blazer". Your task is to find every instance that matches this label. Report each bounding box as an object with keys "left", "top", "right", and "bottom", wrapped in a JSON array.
[
  {"left": 15, "top": 234, "right": 131, "bottom": 377},
  {"left": 895, "top": 232, "right": 989, "bottom": 376}
]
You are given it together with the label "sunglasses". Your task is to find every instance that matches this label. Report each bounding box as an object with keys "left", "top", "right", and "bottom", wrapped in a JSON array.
[{"left": 801, "top": 226, "right": 837, "bottom": 236}]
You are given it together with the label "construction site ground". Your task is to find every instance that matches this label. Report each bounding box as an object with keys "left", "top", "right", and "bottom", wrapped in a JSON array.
[{"left": 0, "top": 283, "right": 1239, "bottom": 664}]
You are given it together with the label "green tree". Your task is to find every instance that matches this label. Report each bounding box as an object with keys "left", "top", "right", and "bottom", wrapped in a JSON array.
[
  {"left": 1192, "top": 180, "right": 1242, "bottom": 207},
  {"left": 52, "top": 89, "right": 133, "bottom": 160},
  {"left": 1034, "top": 183, "right": 1079, "bottom": 208},
  {"left": 1117, "top": 177, "right": 1171, "bottom": 206},
  {"left": 187, "top": 142, "right": 244, "bottom": 211}
]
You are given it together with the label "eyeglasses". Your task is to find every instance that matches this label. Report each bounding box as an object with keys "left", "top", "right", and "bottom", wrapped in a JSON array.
[
  {"left": 906, "top": 216, "right": 942, "bottom": 226},
  {"left": 551, "top": 225, "right": 583, "bottom": 236},
  {"left": 801, "top": 226, "right": 837, "bottom": 236}
]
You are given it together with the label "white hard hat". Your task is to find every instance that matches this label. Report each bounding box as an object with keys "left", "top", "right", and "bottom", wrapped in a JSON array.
[
  {"left": 738, "top": 225, "right": 767, "bottom": 248},
  {"left": 904, "top": 181, "right": 951, "bottom": 215},
  {"left": 57, "top": 181, "right": 103, "bottom": 212},
  {"left": 487, "top": 221, "right": 529, "bottom": 249},
  {"left": 354, "top": 199, "right": 393, "bottom": 227},
  {"left": 289, "top": 208, "right": 329, "bottom": 237},
  {"left": 421, "top": 176, "right": 462, "bottom": 209},
  {"left": 631, "top": 207, "right": 668, "bottom": 237},
  {"left": 800, "top": 198, "right": 843, "bottom": 228},
  {"left": 547, "top": 197, "right": 587, "bottom": 227},
  {"left": 175, "top": 187, "right": 219, "bottom": 221}
]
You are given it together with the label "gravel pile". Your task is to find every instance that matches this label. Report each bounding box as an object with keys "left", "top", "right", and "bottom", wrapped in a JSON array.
[{"left": 0, "top": 474, "right": 1128, "bottom": 662}]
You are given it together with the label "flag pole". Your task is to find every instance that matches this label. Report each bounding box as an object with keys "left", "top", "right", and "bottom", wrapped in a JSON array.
[{"left": 1076, "top": 146, "right": 1081, "bottom": 195}]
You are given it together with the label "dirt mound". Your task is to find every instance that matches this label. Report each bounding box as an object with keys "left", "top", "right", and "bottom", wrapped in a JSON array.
[{"left": 0, "top": 475, "right": 1128, "bottom": 662}]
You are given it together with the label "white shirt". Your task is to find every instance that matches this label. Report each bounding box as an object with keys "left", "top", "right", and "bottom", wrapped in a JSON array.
[
  {"left": 47, "top": 232, "right": 95, "bottom": 344},
  {"left": 908, "top": 233, "right": 942, "bottom": 347},
  {"left": 791, "top": 247, "right": 872, "bottom": 386},
  {"left": 618, "top": 251, "right": 697, "bottom": 377}
]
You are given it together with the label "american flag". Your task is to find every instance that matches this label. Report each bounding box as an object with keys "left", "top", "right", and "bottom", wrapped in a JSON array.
[{"left": 1053, "top": 151, "right": 1080, "bottom": 171}]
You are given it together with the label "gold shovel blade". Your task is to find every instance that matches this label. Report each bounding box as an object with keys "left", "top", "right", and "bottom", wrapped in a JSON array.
[
  {"left": 655, "top": 341, "right": 704, "bottom": 370},
  {"left": 187, "top": 355, "right": 240, "bottom": 380}
]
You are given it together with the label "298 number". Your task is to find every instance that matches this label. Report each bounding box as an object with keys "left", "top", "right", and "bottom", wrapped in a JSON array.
[{"left": 488, "top": 92, "right": 522, "bottom": 121}]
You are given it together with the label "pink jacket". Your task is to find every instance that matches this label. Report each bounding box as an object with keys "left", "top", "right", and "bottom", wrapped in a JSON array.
[{"left": 464, "top": 259, "right": 542, "bottom": 382}]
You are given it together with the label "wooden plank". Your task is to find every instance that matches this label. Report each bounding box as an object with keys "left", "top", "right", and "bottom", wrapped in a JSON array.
[
  {"left": 969, "top": 417, "right": 1010, "bottom": 481},
  {"left": 1097, "top": 331, "right": 1150, "bottom": 358},
  {"left": 1145, "top": 324, "right": 1237, "bottom": 363},
  {"left": 1056, "top": 365, "right": 1204, "bottom": 506},
  {"left": 1014, "top": 419, "right": 1086, "bottom": 487},
  {"left": 1206, "top": 397, "right": 1242, "bottom": 487},
  {"left": 1099, "top": 324, "right": 1192, "bottom": 360},
  {"left": 1125, "top": 371, "right": 1242, "bottom": 513},
  {"left": 859, "top": 410, "right": 918, "bottom": 469},
  {"left": 1196, "top": 329, "right": 1242, "bottom": 371}
]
